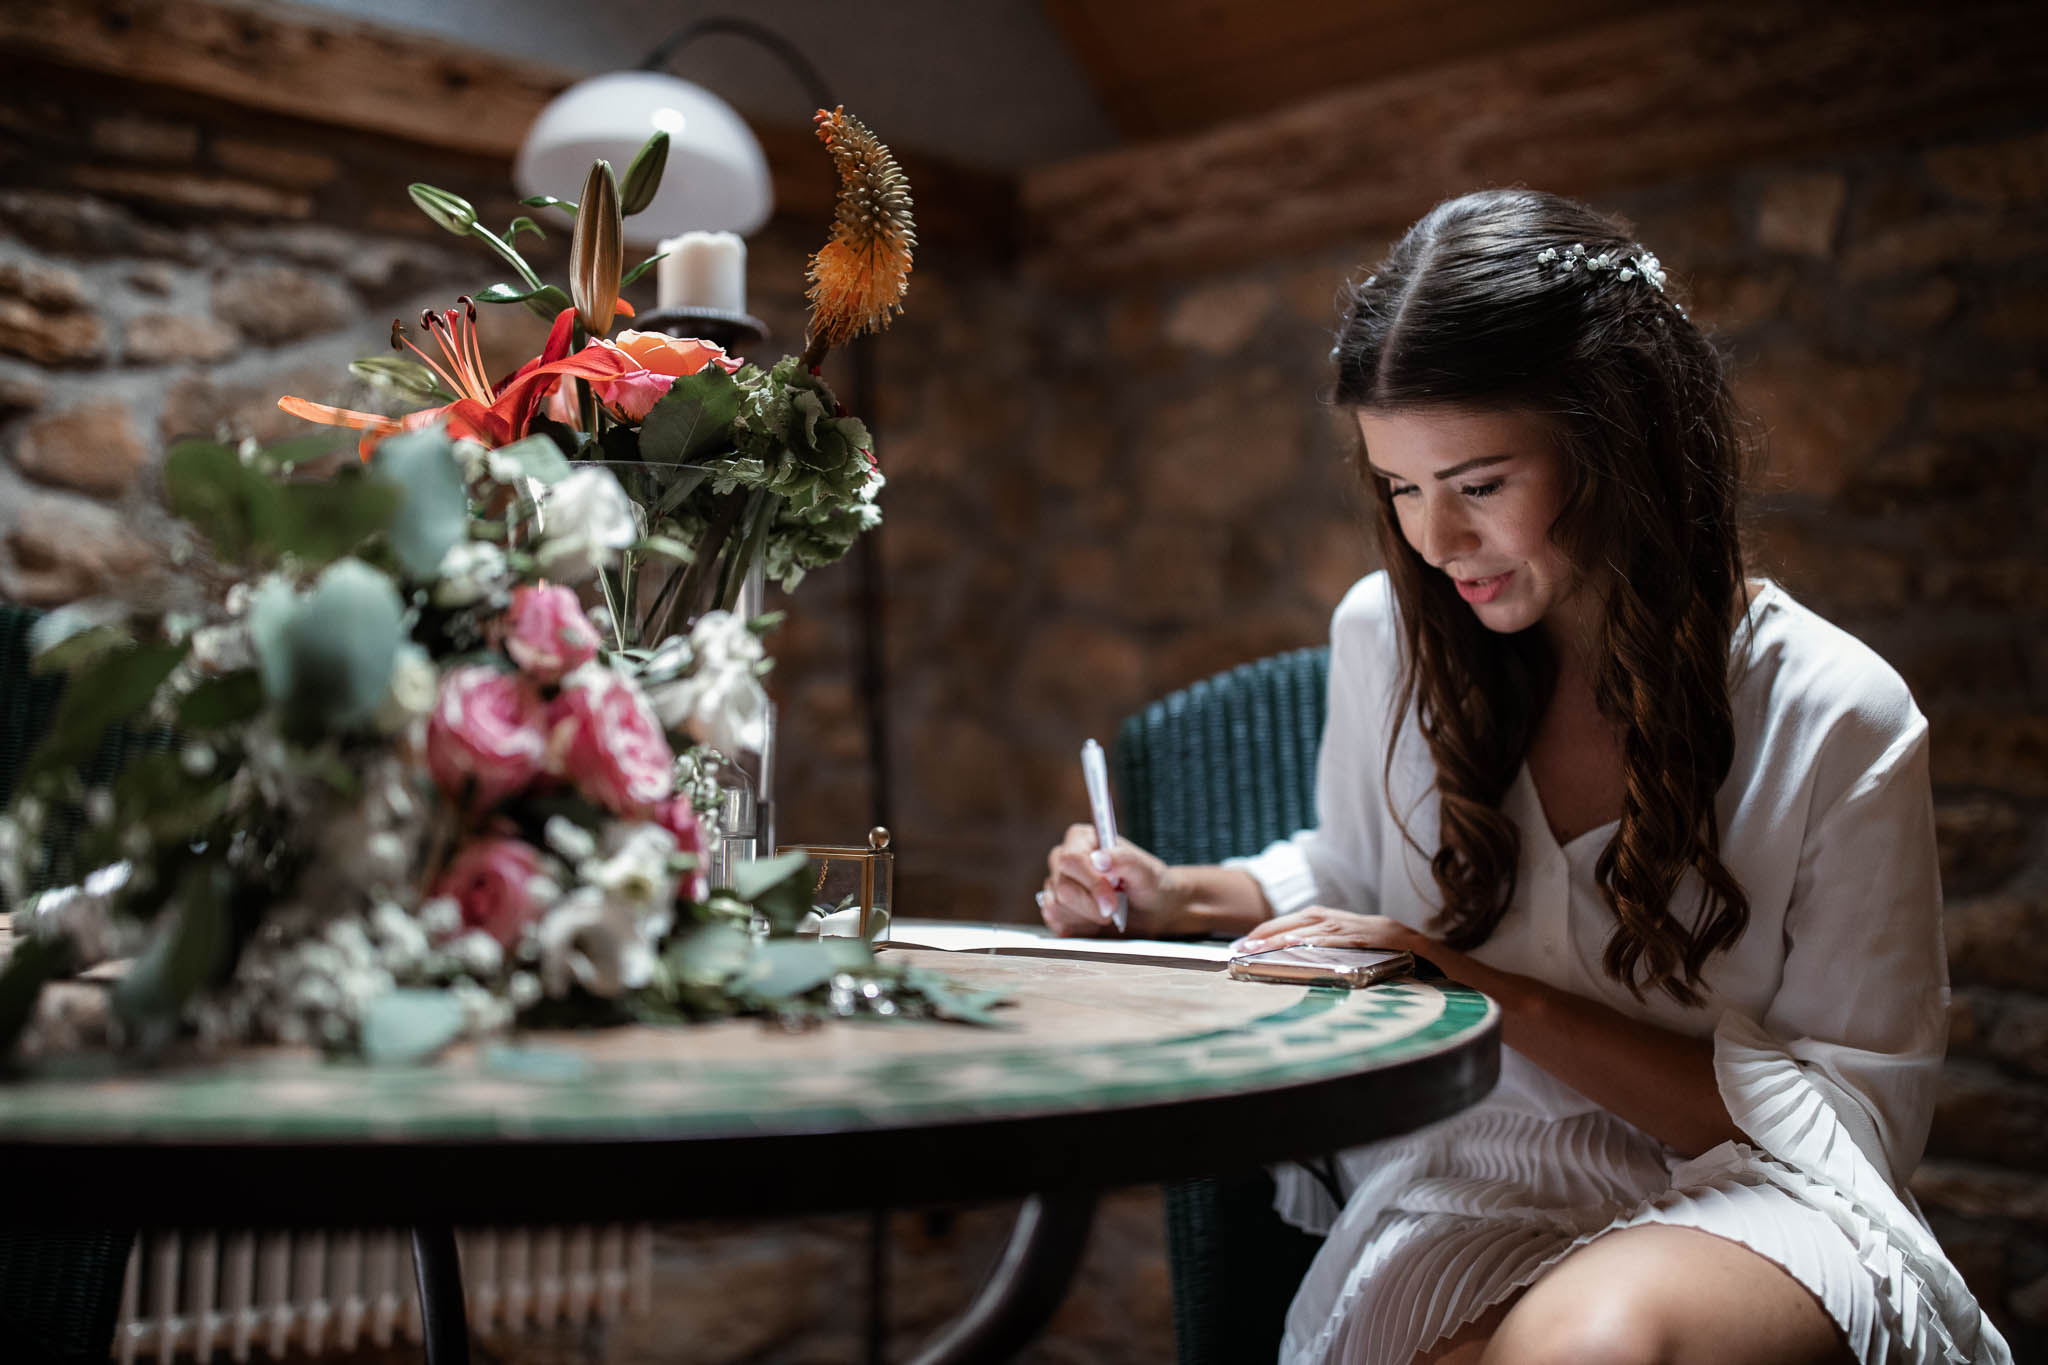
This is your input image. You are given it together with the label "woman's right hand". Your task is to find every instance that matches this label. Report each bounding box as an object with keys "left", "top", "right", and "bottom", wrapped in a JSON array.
[{"left": 1038, "top": 823, "right": 1174, "bottom": 937}]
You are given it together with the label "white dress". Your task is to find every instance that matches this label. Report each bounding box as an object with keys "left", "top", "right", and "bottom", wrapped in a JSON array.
[{"left": 1233, "top": 574, "right": 2012, "bottom": 1365}]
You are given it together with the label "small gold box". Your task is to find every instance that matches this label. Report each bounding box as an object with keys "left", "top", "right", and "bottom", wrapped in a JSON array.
[{"left": 779, "top": 827, "right": 893, "bottom": 943}]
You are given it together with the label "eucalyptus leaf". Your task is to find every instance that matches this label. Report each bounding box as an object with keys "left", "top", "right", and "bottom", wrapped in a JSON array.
[
  {"left": 639, "top": 368, "right": 741, "bottom": 464},
  {"left": 112, "top": 859, "right": 233, "bottom": 1052},
  {"left": 663, "top": 921, "right": 753, "bottom": 988},
  {"left": 25, "top": 641, "right": 185, "bottom": 780},
  {"left": 489, "top": 433, "right": 572, "bottom": 486},
  {"left": 729, "top": 850, "right": 810, "bottom": 904},
  {"left": 274, "top": 473, "right": 401, "bottom": 567},
  {"left": 249, "top": 560, "right": 405, "bottom": 737},
  {"left": 740, "top": 939, "right": 844, "bottom": 1001},
  {"left": 731, "top": 850, "right": 816, "bottom": 935},
  {"left": 260, "top": 432, "right": 351, "bottom": 470},
  {"left": 165, "top": 439, "right": 282, "bottom": 566},
  {"left": 108, "top": 750, "right": 230, "bottom": 848},
  {"left": 361, "top": 989, "right": 468, "bottom": 1065},
  {"left": 370, "top": 427, "right": 469, "bottom": 581}
]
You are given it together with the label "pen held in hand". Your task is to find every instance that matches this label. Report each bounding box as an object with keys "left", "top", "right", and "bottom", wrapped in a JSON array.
[{"left": 1080, "top": 738, "right": 1128, "bottom": 931}]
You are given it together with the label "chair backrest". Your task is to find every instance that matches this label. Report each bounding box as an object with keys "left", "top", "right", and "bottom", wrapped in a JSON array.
[{"left": 1114, "top": 645, "right": 1330, "bottom": 866}]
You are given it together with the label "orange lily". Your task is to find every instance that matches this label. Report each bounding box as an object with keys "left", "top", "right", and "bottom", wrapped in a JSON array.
[{"left": 277, "top": 301, "right": 644, "bottom": 459}]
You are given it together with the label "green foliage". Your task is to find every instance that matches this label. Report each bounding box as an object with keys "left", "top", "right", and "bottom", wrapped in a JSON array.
[
  {"left": 639, "top": 368, "right": 742, "bottom": 464},
  {"left": 370, "top": 428, "right": 469, "bottom": 581},
  {"left": 248, "top": 560, "right": 405, "bottom": 737},
  {"left": 408, "top": 183, "right": 477, "bottom": 235},
  {"left": 175, "top": 671, "right": 265, "bottom": 732},
  {"left": 730, "top": 851, "right": 813, "bottom": 934},
  {"left": 489, "top": 433, "right": 573, "bottom": 486},
  {"left": 166, "top": 439, "right": 399, "bottom": 570},
  {"left": 618, "top": 130, "right": 669, "bottom": 216},
  {"left": 25, "top": 642, "right": 184, "bottom": 781},
  {"left": 112, "top": 859, "right": 234, "bottom": 1053}
]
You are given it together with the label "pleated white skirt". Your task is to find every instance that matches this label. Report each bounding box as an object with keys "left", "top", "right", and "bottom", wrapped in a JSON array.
[{"left": 1276, "top": 1015, "right": 2012, "bottom": 1365}]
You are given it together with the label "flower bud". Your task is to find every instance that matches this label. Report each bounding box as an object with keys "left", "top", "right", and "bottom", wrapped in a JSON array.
[
  {"left": 407, "top": 183, "right": 477, "bottom": 235},
  {"left": 570, "top": 160, "right": 623, "bottom": 337},
  {"left": 619, "top": 131, "right": 669, "bottom": 217}
]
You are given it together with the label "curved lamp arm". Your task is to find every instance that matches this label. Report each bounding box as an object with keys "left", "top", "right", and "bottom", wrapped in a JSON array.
[{"left": 640, "top": 15, "right": 835, "bottom": 113}]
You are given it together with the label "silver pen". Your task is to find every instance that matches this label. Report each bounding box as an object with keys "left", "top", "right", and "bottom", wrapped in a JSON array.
[{"left": 1080, "top": 738, "right": 1128, "bottom": 931}]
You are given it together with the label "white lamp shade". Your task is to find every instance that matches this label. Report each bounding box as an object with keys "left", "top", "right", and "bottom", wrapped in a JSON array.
[{"left": 515, "top": 71, "right": 773, "bottom": 242}]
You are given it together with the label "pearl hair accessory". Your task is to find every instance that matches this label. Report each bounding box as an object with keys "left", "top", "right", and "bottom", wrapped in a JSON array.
[{"left": 1536, "top": 242, "right": 1670, "bottom": 295}]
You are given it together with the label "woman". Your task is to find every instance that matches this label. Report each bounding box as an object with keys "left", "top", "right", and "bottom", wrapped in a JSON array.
[{"left": 1038, "top": 190, "right": 2009, "bottom": 1365}]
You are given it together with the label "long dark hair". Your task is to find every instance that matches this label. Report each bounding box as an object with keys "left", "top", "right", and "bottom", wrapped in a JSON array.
[{"left": 1334, "top": 188, "right": 1751, "bottom": 1006}]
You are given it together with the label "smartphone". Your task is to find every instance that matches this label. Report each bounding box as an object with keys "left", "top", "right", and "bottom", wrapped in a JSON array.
[{"left": 1226, "top": 943, "right": 1415, "bottom": 989}]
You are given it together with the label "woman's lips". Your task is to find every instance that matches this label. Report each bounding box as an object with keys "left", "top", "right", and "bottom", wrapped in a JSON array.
[{"left": 1454, "top": 571, "right": 1513, "bottom": 604}]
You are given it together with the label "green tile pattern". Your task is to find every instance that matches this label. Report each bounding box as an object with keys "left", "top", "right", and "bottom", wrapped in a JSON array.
[{"left": 0, "top": 981, "right": 1493, "bottom": 1143}]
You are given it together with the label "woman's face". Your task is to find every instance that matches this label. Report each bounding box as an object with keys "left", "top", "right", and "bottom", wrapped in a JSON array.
[{"left": 1357, "top": 406, "right": 1585, "bottom": 641}]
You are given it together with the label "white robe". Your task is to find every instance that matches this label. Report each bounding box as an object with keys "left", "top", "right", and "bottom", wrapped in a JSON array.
[{"left": 1233, "top": 574, "right": 2011, "bottom": 1365}]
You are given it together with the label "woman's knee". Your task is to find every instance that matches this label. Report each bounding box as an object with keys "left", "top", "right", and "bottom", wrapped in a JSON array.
[{"left": 1479, "top": 1288, "right": 1669, "bottom": 1365}]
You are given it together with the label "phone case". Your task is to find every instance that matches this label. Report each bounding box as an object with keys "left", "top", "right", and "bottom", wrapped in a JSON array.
[{"left": 1226, "top": 944, "right": 1415, "bottom": 989}]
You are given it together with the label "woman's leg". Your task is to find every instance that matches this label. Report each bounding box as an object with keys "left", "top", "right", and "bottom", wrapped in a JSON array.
[
  {"left": 1475, "top": 1224, "right": 1852, "bottom": 1365},
  {"left": 1407, "top": 1295, "right": 1517, "bottom": 1364}
]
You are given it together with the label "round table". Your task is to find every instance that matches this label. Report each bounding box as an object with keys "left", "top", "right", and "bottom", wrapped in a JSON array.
[{"left": 0, "top": 948, "right": 1500, "bottom": 1362}]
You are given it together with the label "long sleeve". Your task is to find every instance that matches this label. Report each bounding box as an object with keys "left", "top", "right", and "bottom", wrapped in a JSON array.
[{"left": 1232, "top": 576, "right": 1395, "bottom": 918}]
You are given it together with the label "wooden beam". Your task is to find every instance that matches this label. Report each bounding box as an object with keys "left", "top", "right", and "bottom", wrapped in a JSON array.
[
  {"left": 0, "top": 0, "right": 1014, "bottom": 252},
  {"left": 1024, "top": 1, "right": 2048, "bottom": 281}
]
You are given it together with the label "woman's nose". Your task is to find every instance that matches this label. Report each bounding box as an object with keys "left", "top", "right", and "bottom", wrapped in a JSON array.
[{"left": 1417, "top": 498, "right": 1478, "bottom": 567}]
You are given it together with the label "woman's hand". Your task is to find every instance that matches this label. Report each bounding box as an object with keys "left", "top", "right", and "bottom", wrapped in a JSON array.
[
  {"left": 1233, "top": 907, "right": 1427, "bottom": 958},
  {"left": 1037, "top": 823, "right": 1173, "bottom": 937}
]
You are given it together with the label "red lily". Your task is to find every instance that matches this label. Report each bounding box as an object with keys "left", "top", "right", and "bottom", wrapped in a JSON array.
[{"left": 277, "top": 301, "right": 644, "bottom": 459}]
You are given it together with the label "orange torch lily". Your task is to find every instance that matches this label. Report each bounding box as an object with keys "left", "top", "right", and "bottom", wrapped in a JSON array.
[{"left": 277, "top": 301, "right": 647, "bottom": 459}]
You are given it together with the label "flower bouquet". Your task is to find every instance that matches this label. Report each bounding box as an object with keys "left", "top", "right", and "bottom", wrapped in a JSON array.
[{"left": 0, "top": 111, "right": 1003, "bottom": 1064}]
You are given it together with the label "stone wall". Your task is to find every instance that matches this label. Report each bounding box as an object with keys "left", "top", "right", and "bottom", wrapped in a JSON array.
[{"left": 3, "top": 37, "right": 2046, "bottom": 1365}]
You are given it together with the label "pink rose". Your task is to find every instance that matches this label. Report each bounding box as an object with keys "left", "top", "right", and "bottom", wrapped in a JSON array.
[
  {"left": 590, "top": 332, "right": 744, "bottom": 422},
  {"left": 655, "top": 797, "right": 710, "bottom": 903},
  {"left": 426, "top": 665, "right": 549, "bottom": 809},
  {"left": 546, "top": 664, "right": 676, "bottom": 818},
  {"left": 500, "top": 584, "right": 599, "bottom": 684},
  {"left": 432, "top": 837, "right": 548, "bottom": 947}
]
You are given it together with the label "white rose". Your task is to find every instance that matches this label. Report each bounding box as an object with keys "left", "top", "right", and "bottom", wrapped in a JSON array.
[
  {"left": 432, "top": 540, "right": 508, "bottom": 607},
  {"left": 534, "top": 468, "right": 640, "bottom": 583},
  {"left": 535, "top": 886, "right": 653, "bottom": 999},
  {"left": 374, "top": 643, "right": 439, "bottom": 731}
]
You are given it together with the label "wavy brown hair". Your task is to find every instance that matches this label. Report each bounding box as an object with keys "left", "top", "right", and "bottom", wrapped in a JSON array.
[{"left": 1333, "top": 189, "right": 1751, "bottom": 1006}]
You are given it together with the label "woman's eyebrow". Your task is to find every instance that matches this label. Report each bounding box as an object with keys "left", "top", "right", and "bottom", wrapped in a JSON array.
[{"left": 1365, "top": 454, "right": 1514, "bottom": 481}]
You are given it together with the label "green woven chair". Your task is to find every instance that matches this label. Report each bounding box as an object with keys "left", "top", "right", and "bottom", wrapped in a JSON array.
[
  {"left": 1114, "top": 645, "right": 1332, "bottom": 1365},
  {"left": 1, "top": 601, "right": 146, "bottom": 1365}
]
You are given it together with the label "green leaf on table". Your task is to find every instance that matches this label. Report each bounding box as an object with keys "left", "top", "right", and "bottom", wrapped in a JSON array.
[
  {"left": 639, "top": 368, "right": 741, "bottom": 464},
  {"left": 491, "top": 433, "right": 572, "bottom": 486},
  {"left": 902, "top": 967, "right": 1013, "bottom": 1027},
  {"left": 360, "top": 989, "right": 468, "bottom": 1065},
  {"left": 620, "top": 251, "right": 668, "bottom": 288},
  {"left": 112, "top": 859, "right": 233, "bottom": 1052},
  {"left": 729, "top": 850, "right": 814, "bottom": 934},
  {"left": 740, "top": 938, "right": 867, "bottom": 1001},
  {"left": 663, "top": 921, "right": 753, "bottom": 988},
  {"left": 25, "top": 641, "right": 185, "bottom": 780},
  {"left": 176, "top": 670, "right": 265, "bottom": 731}
]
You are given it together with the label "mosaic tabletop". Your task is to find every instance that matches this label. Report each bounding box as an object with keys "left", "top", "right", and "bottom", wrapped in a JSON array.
[{"left": 0, "top": 947, "right": 1497, "bottom": 1145}]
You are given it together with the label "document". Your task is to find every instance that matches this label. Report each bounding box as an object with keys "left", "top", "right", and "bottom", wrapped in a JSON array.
[{"left": 886, "top": 920, "right": 1237, "bottom": 970}]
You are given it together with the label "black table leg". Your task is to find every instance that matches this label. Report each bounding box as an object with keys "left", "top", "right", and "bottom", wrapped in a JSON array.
[
  {"left": 410, "top": 1225, "right": 470, "bottom": 1365},
  {"left": 906, "top": 1192, "right": 1098, "bottom": 1365}
]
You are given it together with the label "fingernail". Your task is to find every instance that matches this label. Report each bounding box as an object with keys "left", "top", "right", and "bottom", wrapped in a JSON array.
[
  {"left": 1089, "top": 850, "right": 1111, "bottom": 871},
  {"left": 1097, "top": 896, "right": 1116, "bottom": 920},
  {"left": 1237, "top": 938, "right": 1265, "bottom": 953}
]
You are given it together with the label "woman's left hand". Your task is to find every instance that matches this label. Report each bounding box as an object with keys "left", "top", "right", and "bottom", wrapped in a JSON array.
[{"left": 1233, "top": 907, "right": 1427, "bottom": 957}]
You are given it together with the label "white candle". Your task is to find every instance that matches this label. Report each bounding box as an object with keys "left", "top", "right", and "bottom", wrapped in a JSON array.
[{"left": 657, "top": 231, "right": 747, "bottom": 313}]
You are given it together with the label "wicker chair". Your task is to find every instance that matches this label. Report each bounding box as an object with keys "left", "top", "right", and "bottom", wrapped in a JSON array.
[
  {"left": 0, "top": 601, "right": 149, "bottom": 1365},
  {"left": 1113, "top": 645, "right": 1333, "bottom": 1365}
]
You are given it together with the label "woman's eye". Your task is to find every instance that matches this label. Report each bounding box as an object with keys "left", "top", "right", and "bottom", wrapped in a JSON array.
[
  {"left": 1461, "top": 479, "right": 1504, "bottom": 499},
  {"left": 1387, "top": 483, "right": 1418, "bottom": 499}
]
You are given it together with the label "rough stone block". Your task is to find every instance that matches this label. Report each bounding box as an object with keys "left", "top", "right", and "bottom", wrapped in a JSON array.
[
  {"left": 1163, "top": 276, "right": 1275, "bottom": 357},
  {"left": 0, "top": 256, "right": 87, "bottom": 310},
  {"left": 210, "top": 264, "right": 354, "bottom": 344},
  {"left": 123, "top": 311, "right": 240, "bottom": 366},
  {"left": 1685, "top": 264, "right": 1794, "bottom": 333},
  {"left": 125, "top": 263, "right": 176, "bottom": 296},
  {"left": 1153, "top": 612, "right": 1326, "bottom": 698},
  {"left": 1122, "top": 521, "right": 1228, "bottom": 624},
  {"left": 1860, "top": 277, "right": 1961, "bottom": 335},
  {"left": 1932, "top": 714, "right": 2048, "bottom": 800},
  {"left": 70, "top": 166, "right": 313, "bottom": 219},
  {"left": 87, "top": 115, "right": 199, "bottom": 162},
  {"left": 1929, "top": 1063, "right": 2048, "bottom": 1171},
  {"left": 1747, "top": 526, "right": 1911, "bottom": 614},
  {"left": 1034, "top": 412, "right": 1116, "bottom": 491},
  {"left": 1935, "top": 798, "right": 2032, "bottom": 897},
  {"left": 1841, "top": 213, "right": 2048, "bottom": 280},
  {"left": 1755, "top": 173, "right": 1847, "bottom": 257},
  {"left": 0, "top": 495, "right": 156, "bottom": 605},
  {"left": 1927, "top": 374, "right": 2048, "bottom": 436},
  {"left": 11, "top": 399, "right": 150, "bottom": 496},
  {"left": 210, "top": 137, "right": 340, "bottom": 188},
  {"left": 1925, "top": 130, "right": 2048, "bottom": 207},
  {"left": 1946, "top": 896, "right": 2048, "bottom": 992},
  {"left": 1138, "top": 366, "right": 1303, "bottom": 518},
  {"left": 0, "top": 297, "right": 103, "bottom": 365},
  {"left": 161, "top": 360, "right": 356, "bottom": 447},
  {"left": 1736, "top": 349, "right": 1911, "bottom": 497},
  {"left": 1017, "top": 620, "right": 1145, "bottom": 722},
  {"left": 0, "top": 189, "right": 199, "bottom": 260},
  {"left": 0, "top": 370, "right": 48, "bottom": 413}
]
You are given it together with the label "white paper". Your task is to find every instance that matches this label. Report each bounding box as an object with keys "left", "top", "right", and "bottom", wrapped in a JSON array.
[{"left": 885, "top": 920, "right": 1236, "bottom": 970}]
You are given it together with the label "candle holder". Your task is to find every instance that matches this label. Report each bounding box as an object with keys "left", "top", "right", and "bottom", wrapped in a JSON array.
[{"left": 633, "top": 306, "right": 770, "bottom": 354}]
